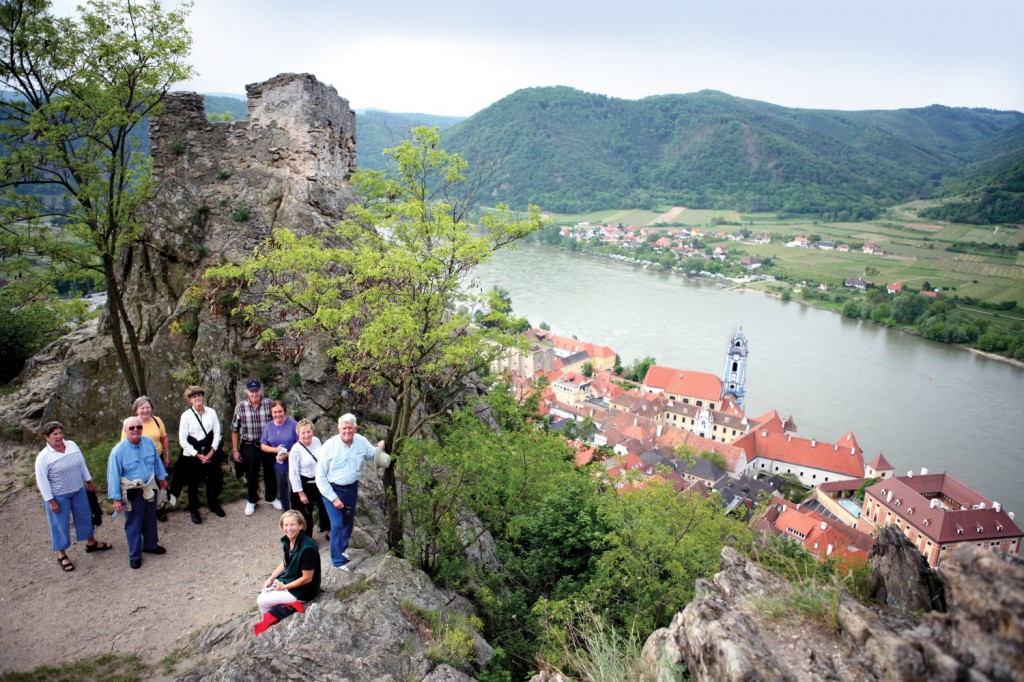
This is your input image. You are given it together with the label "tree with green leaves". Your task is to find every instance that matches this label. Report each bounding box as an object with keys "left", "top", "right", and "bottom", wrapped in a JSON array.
[
  {"left": 0, "top": 0, "right": 194, "bottom": 397},
  {"left": 208, "top": 126, "right": 544, "bottom": 551}
]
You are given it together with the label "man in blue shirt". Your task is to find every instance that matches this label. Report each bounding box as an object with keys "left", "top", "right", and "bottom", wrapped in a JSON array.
[
  {"left": 108, "top": 416, "right": 168, "bottom": 569},
  {"left": 315, "top": 414, "right": 384, "bottom": 569}
]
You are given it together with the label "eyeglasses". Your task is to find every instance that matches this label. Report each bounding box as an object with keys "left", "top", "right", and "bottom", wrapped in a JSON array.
[{"left": 126, "top": 426, "right": 143, "bottom": 431}]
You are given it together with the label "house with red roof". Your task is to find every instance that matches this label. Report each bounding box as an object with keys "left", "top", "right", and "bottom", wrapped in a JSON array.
[
  {"left": 887, "top": 282, "right": 903, "bottom": 294},
  {"left": 641, "top": 364, "right": 724, "bottom": 409},
  {"left": 862, "top": 472, "right": 1022, "bottom": 567},
  {"left": 551, "top": 372, "right": 592, "bottom": 406},
  {"left": 864, "top": 453, "right": 895, "bottom": 480},
  {"left": 773, "top": 504, "right": 874, "bottom": 568},
  {"left": 733, "top": 425, "right": 865, "bottom": 486}
]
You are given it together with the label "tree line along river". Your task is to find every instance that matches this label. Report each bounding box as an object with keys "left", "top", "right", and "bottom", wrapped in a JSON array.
[{"left": 474, "top": 242, "right": 1024, "bottom": 515}]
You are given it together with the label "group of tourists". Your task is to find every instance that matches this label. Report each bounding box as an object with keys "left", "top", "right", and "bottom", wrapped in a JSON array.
[{"left": 34, "top": 378, "right": 390, "bottom": 617}]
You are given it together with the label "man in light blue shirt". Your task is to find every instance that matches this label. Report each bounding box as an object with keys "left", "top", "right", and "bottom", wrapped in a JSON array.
[
  {"left": 108, "top": 416, "right": 168, "bottom": 569},
  {"left": 315, "top": 413, "right": 383, "bottom": 569}
]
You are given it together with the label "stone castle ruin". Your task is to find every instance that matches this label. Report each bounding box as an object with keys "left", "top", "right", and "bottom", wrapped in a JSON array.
[{"left": 2, "top": 73, "right": 360, "bottom": 439}]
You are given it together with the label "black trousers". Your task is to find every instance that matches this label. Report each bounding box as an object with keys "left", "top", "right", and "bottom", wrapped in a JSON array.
[
  {"left": 174, "top": 454, "right": 224, "bottom": 511},
  {"left": 291, "top": 475, "right": 331, "bottom": 534},
  {"left": 242, "top": 441, "right": 276, "bottom": 503}
]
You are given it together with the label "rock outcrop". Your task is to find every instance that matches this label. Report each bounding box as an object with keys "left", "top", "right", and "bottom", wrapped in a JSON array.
[
  {"left": 642, "top": 544, "right": 1024, "bottom": 681},
  {"left": 868, "top": 525, "right": 946, "bottom": 613},
  {"left": 179, "top": 553, "right": 489, "bottom": 681},
  {"left": 1, "top": 73, "right": 361, "bottom": 440}
]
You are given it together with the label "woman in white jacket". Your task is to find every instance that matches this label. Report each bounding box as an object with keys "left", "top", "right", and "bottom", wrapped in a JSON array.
[{"left": 288, "top": 419, "right": 330, "bottom": 540}]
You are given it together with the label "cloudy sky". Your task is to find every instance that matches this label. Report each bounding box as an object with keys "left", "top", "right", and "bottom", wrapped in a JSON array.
[{"left": 50, "top": 0, "right": 1023, "bottom": 116}]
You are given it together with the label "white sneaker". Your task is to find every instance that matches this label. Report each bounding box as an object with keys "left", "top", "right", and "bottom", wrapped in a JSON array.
[
  {"left": 341, "top": 552, "right": 350, "bottom": 561},
  {"left": 338, "top": 565, "right": 351, "bottom": 571},
  {"left": 270, "top": 499, "right": 283, "bottom": 511},
  {"left": 167, "top": 494, "right": 177, "bottom": 508},
  {"left": 245, "top": 502, "right": 256, "bottom": 516}
]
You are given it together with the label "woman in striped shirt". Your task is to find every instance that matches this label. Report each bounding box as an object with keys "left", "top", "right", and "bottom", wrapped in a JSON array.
[{"left": 35, "top": 421, "right": 111, "bottom": 572}]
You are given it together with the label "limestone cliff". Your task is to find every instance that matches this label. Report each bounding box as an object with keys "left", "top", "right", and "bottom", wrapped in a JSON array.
[
  {"left": 640, "top": 545, "right": 1024, "bottom": 682},
  {"left": 2, "top": 73, "right": 360, "bottom": 439}
]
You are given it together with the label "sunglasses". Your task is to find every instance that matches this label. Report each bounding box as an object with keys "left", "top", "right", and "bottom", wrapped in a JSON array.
[{"left": 126, "top": 425, "right": 143, "bottom": 431}]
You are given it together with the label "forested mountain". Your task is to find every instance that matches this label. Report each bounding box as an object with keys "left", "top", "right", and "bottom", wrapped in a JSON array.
[
  {"left": 920, "top": 121, "right": 1024, "bottom": 224},
  {"left": 203, "top": 94, "right": 247, "bottom": 120},
  {"left": 356, "top": 109, "right": 465, "bottom": 170},
  {"left": 439, "top": 87, "right": 1024, "bottom": 218}
]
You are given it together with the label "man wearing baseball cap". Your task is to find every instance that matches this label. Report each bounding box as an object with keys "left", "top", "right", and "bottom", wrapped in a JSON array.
[{"left": 231, "top": 379, "right": 278, "bottom": 515}]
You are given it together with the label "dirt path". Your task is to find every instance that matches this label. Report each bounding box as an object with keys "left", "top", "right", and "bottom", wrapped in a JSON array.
[
  {"left": 652, "top": 206, "right": 686, "bottom": 224},
  {"left": 0, "top": 476, "right": 291, "bottom": 676}
]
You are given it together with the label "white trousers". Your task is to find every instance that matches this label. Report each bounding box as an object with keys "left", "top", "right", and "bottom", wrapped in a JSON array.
[{"left": 257, "top": 587, "right": 299, "bottom": 614}]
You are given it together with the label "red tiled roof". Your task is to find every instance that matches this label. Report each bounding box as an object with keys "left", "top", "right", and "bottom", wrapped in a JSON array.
[
  {"left": 735, "top": 428, "right": 865, "bottom": 478},
  {"left": 866, "top": 453, "right": 893, "bottom": 471},
  {"left": 866, "top": 474, "right": 1023, "bottom": 544},
  {"left": 818, "top": 478, "right": 868, "bottom": 493},
  {"left": 642, "top": 365, "right": 722, "bottom": 402},
  {"left": 775, "top": 506, "right": 872, "bottom": 566}
]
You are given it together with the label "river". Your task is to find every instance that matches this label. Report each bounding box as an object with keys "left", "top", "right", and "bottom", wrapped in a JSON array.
[{"left": 474, "top": 243, "right": 1024, "bottom": 515}]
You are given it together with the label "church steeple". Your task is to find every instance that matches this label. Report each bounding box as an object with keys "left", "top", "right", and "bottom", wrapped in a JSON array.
[{"left": 722, "top": 328, "right": 748, "bottom": 410}]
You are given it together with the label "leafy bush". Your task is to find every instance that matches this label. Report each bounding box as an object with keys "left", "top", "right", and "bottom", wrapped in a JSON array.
[{"left": 0, "top": 290, "right": 88, "bottom": 383}]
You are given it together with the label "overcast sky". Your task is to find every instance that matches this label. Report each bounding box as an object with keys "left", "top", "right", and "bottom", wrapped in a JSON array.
[{"left": 50, "top": 0, "right": 1024, "bottom": 116}]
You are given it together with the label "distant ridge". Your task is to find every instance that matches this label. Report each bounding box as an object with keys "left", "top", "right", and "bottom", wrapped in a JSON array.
[
  {"left": 437, "top": 86, "right": 1024, "bottom": 218},
  {"left": 356, "top": 110, "right": 465, "bottom": 170}
]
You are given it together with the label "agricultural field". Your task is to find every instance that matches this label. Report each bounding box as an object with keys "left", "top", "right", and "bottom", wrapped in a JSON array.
[
  {"left": 728, "top": 214, "right": 1024, "bottom": 307},
  {"left": 546, "top": 206, "right": 741, "bottom": 227}
]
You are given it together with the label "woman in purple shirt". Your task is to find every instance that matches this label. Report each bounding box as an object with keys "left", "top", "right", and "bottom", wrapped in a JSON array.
[{"left": 260, "top": 401, "right": 298, "bottom": 512}]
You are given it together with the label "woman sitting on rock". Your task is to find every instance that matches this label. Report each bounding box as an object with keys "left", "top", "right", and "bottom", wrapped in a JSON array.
[{"left": 257, "top": 510, "right": 321, "bottom": 615}]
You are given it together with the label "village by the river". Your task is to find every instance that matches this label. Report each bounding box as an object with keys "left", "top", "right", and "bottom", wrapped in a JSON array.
[{"left": 475, "top": 242, "right": 1024, "bottom": 523}]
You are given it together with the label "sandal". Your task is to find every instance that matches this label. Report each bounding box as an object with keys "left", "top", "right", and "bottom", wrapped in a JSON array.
[
  {"left": 85, "top": 541, "right": 112, "bottom": 553},
  {"left": 58, "top": 555, "right": 75, "bottom": 571}
]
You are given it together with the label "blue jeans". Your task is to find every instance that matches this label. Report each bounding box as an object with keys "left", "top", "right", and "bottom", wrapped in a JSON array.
[
  {"left": 123, "top": 488, "right": 159, "bottom": 561},
  {"left": 323, "top": 481, "right": 358, "bottom": 567},
  {"left": 44, "top": 486, "right": 93, "bottom": 551}
]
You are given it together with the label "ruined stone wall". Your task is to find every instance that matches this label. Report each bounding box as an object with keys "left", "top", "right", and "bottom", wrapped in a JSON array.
[{"left": 2, "top": 73, "right": 361, "bottom": 439}]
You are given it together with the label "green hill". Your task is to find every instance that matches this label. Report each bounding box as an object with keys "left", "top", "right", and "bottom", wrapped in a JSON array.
[
  {"left": 356, "top": 110, "right": 465, "bottom": 170},
  {"left": 203, "top": 94, "right": 247, "bottom": 121},
  {"left": 439, "top": 87, "right": 1024, "bottom": 218}
]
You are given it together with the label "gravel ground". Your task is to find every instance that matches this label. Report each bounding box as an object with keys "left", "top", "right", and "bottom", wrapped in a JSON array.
[{"left": 0, "top": 474, "right": 297, "bottom": 676}]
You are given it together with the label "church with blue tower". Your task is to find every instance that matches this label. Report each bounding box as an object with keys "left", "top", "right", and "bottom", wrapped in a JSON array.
[{"left": 722, "top": 329, "right": 749, "bottom": 410}]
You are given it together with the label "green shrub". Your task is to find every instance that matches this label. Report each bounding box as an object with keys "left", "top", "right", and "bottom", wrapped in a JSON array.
[
  {"left": 216, "top": 169, "right": 232, "bottom": 180},
  {"left": 221, "top": 359, "right": 245, "bottom": 376},
  {"left": 231, "top": 199, "right": 249, "bottom": 222}
]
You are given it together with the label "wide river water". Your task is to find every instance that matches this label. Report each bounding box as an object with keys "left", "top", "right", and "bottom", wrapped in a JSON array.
[{"left": 474, "top": 243, "right": 1024, "bottom": 515}]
